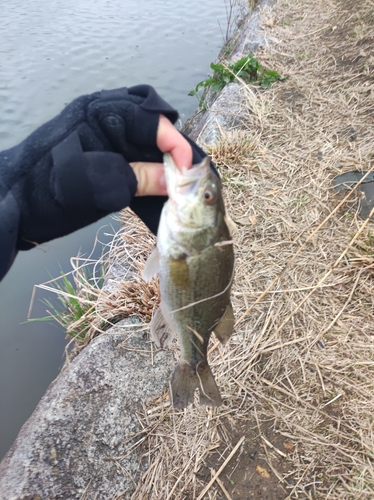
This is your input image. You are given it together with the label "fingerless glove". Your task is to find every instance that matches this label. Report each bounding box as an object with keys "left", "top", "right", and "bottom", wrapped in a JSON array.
[{"left": 0, "top": 84, "right": 211, "bottom": 281}]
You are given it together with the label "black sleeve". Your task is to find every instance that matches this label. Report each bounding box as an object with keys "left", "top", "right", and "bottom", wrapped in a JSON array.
[{"left": 0, "top": 85, "right": 180, "bottom": 281}]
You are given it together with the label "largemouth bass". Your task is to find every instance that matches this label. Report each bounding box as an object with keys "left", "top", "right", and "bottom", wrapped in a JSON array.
[{"left": 143, "top": 153, "right": 235, "bottom": 409}]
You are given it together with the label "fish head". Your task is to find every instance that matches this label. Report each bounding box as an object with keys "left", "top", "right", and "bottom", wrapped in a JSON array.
[{"left": 163, "top": 153, "right": 226, "bottom": 244}]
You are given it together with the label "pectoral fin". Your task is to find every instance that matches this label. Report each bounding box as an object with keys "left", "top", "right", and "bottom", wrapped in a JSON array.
[
  {"left": 150, "top": 302, "right": 175, "bottom": 348},
  {"left": 213, "top": 302, "right": 235, "bottom": 345},
  {"left": 225, "top": 214, "right": 239, "bottom": 235},
  {"left": 142, "top": 246, "right": 160, "bottom": 282}
]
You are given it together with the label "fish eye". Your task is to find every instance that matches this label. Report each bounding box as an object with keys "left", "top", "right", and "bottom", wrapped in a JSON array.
[{"left": 203, "top": 188, "right": 216, "bottom": 204}]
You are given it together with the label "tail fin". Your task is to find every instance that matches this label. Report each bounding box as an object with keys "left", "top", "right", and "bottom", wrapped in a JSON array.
[
  {"left": 197, "top": 360, "right": 223, "bottom": 407},
  {"left": 170, "top": 360, "right": 222, "bottom": 409}
]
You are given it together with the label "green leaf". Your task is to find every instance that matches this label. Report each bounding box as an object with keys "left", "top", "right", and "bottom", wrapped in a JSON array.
[
  {"left": 264, "top": 69, "right": 281, "bottom": 78},
  {"left": 188, "top": 52, "right": 283, "bottom": 97},
  {"left": 203, "top": 77, "right": 218, "bottom": 87},
  {"left": 210, "top": 62, "right": 225, "bottom": 71},
  {"left": 212, "top": 82, "right": 224, "bottom": 92},
  {"left": 26, "top": 316, "right": 54, "bottom": 323}
]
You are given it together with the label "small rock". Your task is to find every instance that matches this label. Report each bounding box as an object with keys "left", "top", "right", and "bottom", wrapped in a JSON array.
[{"left": 0, "top": 319, "right": 174, "bottom": 499}]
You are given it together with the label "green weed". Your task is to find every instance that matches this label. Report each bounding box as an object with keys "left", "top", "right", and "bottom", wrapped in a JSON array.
[{"left": 188, "top": 53, "right": 283, "bottom": 102}]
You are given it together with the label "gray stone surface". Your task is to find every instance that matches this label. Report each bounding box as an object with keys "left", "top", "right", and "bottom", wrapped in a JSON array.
[
  {"left": 188, "top": 82, "right": 248, "bottom": 146},
  {"left": 0, "top": 319, "right": 174, "bottom": 500},
  {"left": 230, "top": 0, "right": 276, "bottom": 61}
]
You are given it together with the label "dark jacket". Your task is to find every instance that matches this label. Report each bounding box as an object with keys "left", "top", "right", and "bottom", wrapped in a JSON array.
[{"left": 0, "top": 85, "right": 208, "bottom": 281}]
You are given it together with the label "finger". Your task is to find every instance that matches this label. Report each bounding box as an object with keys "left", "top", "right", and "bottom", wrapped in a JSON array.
[
  {"left": 130, "top": 162, "right": 167, "bottom": 197},
  {"left": 156, "top": 114, "right": 193, "bottom": 170}
]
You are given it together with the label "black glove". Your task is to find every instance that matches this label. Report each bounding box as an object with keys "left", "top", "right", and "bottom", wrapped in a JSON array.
[{"left": 0, "top": 85, "right": 211, "bottom": 281}]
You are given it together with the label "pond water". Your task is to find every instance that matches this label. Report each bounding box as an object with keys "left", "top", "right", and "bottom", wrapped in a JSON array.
[{"left": 0, "top": 0, "right": 233, "bottom": 459}]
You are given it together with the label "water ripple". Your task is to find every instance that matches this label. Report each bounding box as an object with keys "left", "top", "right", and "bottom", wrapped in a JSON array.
[{"left": 0, "top": 0, "right": 229, "bottom": 149}]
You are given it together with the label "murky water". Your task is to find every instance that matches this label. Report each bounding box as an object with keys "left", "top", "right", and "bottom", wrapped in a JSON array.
[{"left": 0, "top": 0, "right": 230, "bottom": 458}]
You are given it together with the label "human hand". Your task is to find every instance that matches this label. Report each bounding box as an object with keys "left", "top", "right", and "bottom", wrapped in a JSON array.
[
  {"left": 1, "top": 84, "right": 196, "bottom": 272},
  {"left": 130, "top": 114, "right": 192, "bottom": 196}
]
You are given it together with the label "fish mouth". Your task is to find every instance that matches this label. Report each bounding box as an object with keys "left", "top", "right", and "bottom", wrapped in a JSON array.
[{"left": 163, "top": 153, "right": 210, "bottom": 198}]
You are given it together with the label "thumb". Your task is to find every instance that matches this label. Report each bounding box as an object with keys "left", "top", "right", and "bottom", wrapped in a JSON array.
[{"left": 129, "top": 162, "right": 167, "bottom": 196}]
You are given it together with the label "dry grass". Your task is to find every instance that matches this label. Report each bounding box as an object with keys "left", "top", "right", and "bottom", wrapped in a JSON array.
[
  {"left": 32, "top": 214, "right": 159, "bottom": 361},
  {"left": 40, "top": 0, "right": 374, "bottom": 497},
  {"left": 128, "top": 0, "right": 374, "bottom": 497}
]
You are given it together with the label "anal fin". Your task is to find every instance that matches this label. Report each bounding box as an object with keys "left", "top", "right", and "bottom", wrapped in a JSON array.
[{"left": 213, "top": 302, "right": 235, "bottom": 345}]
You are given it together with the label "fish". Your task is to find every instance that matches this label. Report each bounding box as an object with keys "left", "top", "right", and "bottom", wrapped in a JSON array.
[{"left": 143, "top": 153, "right": 235, "bottom": 409}]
